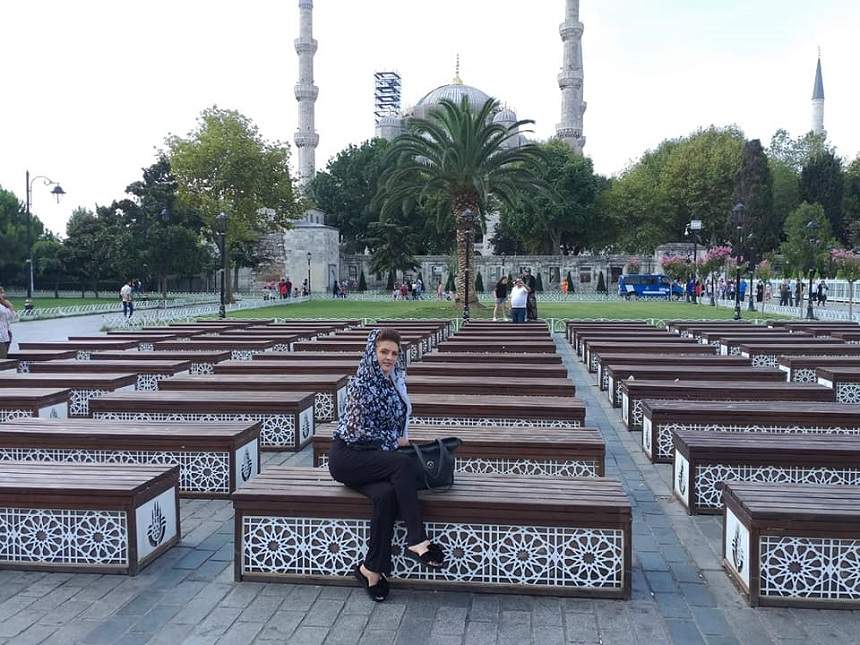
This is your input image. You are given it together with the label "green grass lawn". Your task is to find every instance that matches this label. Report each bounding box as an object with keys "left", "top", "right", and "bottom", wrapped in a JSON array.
[{"left": 228, "top": 298, "right": 789, "bottom": 322}]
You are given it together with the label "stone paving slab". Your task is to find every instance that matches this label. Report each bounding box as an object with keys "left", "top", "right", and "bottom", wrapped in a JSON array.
[{"left": 0, "top": 333, "right": 857, "bottom": 643}]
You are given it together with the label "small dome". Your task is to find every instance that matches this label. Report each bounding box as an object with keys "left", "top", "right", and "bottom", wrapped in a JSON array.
[
  {"left": 493, "top": 108, "right": 517, "bottom": 124},
  {"left": 416, "top": 83, "right": 491, "bottom": 110}
]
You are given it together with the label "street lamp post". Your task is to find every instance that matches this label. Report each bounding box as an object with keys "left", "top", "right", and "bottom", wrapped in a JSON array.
[
  {"left": 216, "top": 211, "right": 228, "bottom": 319},
  {"left": 306, "top": 252, "right": 312, "bottom": 296},
  {"left": 24, "top": 171, "right": 65, "bottom": 300},
  {"left": 731, "top": 203, "right": 746, "bottom": 320},
  {"left": 684, "top": 219, "right": 702, "bottom": 303}
]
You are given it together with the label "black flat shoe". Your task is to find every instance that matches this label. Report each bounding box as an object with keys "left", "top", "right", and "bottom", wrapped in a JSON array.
[
  {"left": 404, "top": 543, "right": 446, "bottom": 570},
  {"left": 354, "top": 565, "right": 388, "bottom": 602}
]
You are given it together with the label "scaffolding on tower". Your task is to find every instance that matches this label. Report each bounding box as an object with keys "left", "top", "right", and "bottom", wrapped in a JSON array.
[{"left": 374, "top": 71, "right": 402, "bottom": 124}]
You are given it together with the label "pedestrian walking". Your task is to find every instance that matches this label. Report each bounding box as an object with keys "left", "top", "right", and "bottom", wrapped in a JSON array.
[
  {"left": 523, "top": 268, "right": 538, "bottom": 320},
  {"left": 328, "top": 330, "right": 445, "bottom": 602},
  {"left": 493, "top": 276, "right": 509, "bottom": 321},
  {"left": 120, "top": 279, "right": 134, "bottom": 318},
  {"left": 0, "top": 287, "right": 15, "bottom": 359}
]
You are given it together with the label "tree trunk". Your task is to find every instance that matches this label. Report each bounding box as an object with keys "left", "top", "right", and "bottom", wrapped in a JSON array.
[
  {"left": 225, "top": 260, "right": 234, "bottom": 304},
  {"left": 160, "top": 273, "right": 168, "bottom": 307},
  {"left": 452, "top": 201, "right": 479, "bottom": 306}
]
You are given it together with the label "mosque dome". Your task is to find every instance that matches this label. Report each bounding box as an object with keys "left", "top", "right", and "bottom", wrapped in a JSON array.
[
  {"left": 493, "top": 107, "right": 517, "bottom": 124},
  {"left": 416, "top": 82, "right": 491, "bottom": 110}
]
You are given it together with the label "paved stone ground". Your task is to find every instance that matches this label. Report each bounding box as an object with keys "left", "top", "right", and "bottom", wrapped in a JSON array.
[{"left": 1, "top": 330, "right": 859, "bottom": 643}]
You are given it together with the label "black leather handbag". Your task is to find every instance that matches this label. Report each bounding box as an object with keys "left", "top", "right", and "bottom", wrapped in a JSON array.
[{"left": 397, "top": 437, "right": 462, "bottom": 491}]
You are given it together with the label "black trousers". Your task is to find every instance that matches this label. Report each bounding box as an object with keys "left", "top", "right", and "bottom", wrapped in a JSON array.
[{"left": 328, "top": 439, "right": 427, "bottom": 575}]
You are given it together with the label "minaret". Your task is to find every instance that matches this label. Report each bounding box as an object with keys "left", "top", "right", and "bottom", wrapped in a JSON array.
[
  {"left": 556, "top": 0, "right": 586, "bottom": 154},
  {"left": 811, "top": 52, "right": 825, "bottom": 136},
  {"left": 294, "top": 0, "right": 319, "bottom": 189}
]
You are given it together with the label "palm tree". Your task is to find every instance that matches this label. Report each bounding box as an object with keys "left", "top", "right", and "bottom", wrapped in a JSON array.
[{"left": 375, "top": 96, "right": 550, "bottom": 305}]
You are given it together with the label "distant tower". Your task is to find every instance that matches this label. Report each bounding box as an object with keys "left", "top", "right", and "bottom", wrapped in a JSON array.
[
  {"left": 556, "top": 0, "right": 586, "bottom": 154},
  {"left": 374, "top": 71, "right": 404, "bottom": 140},
  {"left": 294, "top": 0, "right": 319, "bottom": 189},
  {"left": 811, "top": 51, "right": 825, "bottom": 136}
]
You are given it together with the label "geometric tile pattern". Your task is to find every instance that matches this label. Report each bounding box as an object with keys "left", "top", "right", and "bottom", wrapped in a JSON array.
[
  {"left": 314, "top": 393, "right": 335, "bottom": 422},
  {"left": 760, "top": 535, "right": 860, "bottom": 600},
  {"left": 92, "top": 411, "right": 296, "bottom": 448},
  {"left": 835, "top": 383, "right": 860, "bottom": 404},
  {"left": 694, "top": 464, "right": 860, "bottom": 510},
  {"left": 315, "top": 455, "right": 599, "bottom": 478},
  {"left": 0, "top": 409, "right": 33, "bottom": 422},
  {"left": 410, "top": 417, "right": 582, "bottom": 429},
  {"left": 0, "top": 448, "right": 231, "bottom": 494},
  {"left": 0, "top": 507, "right": 127, "bottom": 566},
  {"left": 242, "top": 516, "right": 625, "bottom": 590}
]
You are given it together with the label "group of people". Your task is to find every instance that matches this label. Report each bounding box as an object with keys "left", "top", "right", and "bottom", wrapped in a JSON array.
[
  {"left": 0, "top": 286, "right": 15, "bottom": 359},
  {"left": 492, "top": 268, "right": 538, "bottom": 323},
  {"left": 777, "top": 278, "right": 829, "bottom": 307},
  {"left": 391, "top": 278, "right": 425, "bottom": 300}
]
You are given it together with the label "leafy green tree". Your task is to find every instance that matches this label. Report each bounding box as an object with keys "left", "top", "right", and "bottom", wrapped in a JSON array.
[
  {"left": 475, "top": 271, "right": 484, "bottom": 293},
  {"left": 770, "top": 159, "right": 800, "bottom": 234},
  {"left": 60, "top": 207, "right": 109, "bottom": 296},
  {"left": 357, "top": 270, "right": 367, "bottom": 292},
  {"left": 367, "top": 209, "right": 419, "bottom": 284},
  {"left": 445, "top": 272, "right": 456, "bottom": 292},
  {"left": 779, "top": 202, "right": 834, "bottom": 278},
  {"left": 499, "top": 141, "right": 604, "bottom": 253},
  {"left": 0, "top": 186, "right": 46, "bottom": 287},
  {"left": 385, "top": 271, "right": 395, "bottom": 291},
  {"left": 566, "top": 271, "right": 575, "bottom": 292},
  {"left": 800, "top": 151, "right": 845, "bottom": 242},
  {"left": 32, "top": 237, "right": 64, "bottom": 297},
  {"left": 843, "top": 157, "right": 860, "bottom": 246},
  {"left": 376, "top": 96, "right": 549, "bottom": 305},
  {"left": 768, "top": 129, "right": 828, "bottom": 172},
  {"left": 536, "top": 272, "right": 544, "bottom": 292},
  {"left": 310, "top": 139, "right": 389, "bottom": 253},
  {"left": 733, "top": 139, "right": 775, "bottom": 261},
  {"left": 488, "top": 214, "right": 527, "bottom": 255},
  {"left": 167, "top": 106, "right": 303, "bottom": 302}
]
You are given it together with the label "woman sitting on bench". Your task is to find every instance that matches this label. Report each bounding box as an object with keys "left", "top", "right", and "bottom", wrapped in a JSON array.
[{"left": 328, "top": 328, "right": 446, "bottom": 602}]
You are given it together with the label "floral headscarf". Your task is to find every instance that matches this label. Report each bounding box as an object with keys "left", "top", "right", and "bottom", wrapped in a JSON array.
[{"left": 333, "top": 329, "right": 411, "bottom": 451}]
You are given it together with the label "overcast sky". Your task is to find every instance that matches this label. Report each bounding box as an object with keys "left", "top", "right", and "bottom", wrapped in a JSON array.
[{"left": 2, "top": 0, "right": 858, "bottom": 236}]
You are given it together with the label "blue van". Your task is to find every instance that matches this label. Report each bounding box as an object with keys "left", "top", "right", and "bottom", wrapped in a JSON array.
[{"left": 618, "top": 274, "right": 685, "bottom": 299}]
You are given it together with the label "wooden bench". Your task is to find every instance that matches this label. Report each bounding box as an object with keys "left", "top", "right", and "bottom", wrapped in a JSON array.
[
  {"left": 582, "top": 339, "right": 707, "bottom": 373},
  {"left": 254, "top": 351, "right": 363, "bottom": 362},
  {"left": 0, "top": 373, "right": 137, "bottom": 417},
  {"left": 404, "top": 375, "right": 574, "bottom": 398},
  {"left": 605, "top": 364, "right": 786, "bottom": 407},
  {"left": 232, "top": 467, "right": 631, "bottom": 598},
  {"left": 68, "top": 334, "right": 181, "bottom": 351},
  {"left": 29, "top": 359, "right": 191, "bottom": 391},
  {"left": 196, "top": 333, "right": 301, "bottom": 352},
  {"left": 153, "top": 339, "right": 277, "bottom": 359},
  {"left": 779, "top": 356, "right": 860, "bottom": 383},
  {"left": 159, "top": 374, "right": 349, "bottom": 423},
  {"left": 715, "top": 335, "right": 828, "bottom": 356},
  {"left": 622, "top": 380, "right": 834, "bottom": 430},
  {"left": 107, "top": 328, "right": 203, "bottom": 339},
  {"left": 595, "top": 354, "right": 750, "bottom": 392},
  {"left": 0, "top": 417, "right": 260, "bottom": 497},
  {"left": 6, "top": 350, "right": 77, "bottom": 373},
  {"left": 312, "top": 423, "right": 604, "bottom": 477},
  {"left": 722, "top": 482, "right": 860, "bottom": 607},
  {"left": 0, "top": 388, "right": 70, "bottom": 421},
  {"left": 16, "top": 340, "right": 138, "bottom": 360},
  {"left": 641, "top": 400, "right": 860, "bottom": 464},
  {"left": 293, "top": 340, "right": 419, "bottom": 363},
  {"left": 421, "top": 352, "right": 562, "bottom": 364},
  {"left": 830, "top": 331, "right": 860, "bottom": 343},
  {"left": 0, "top": 359, "right": 17, "bottom": 373},
  {"left": 409, "top": 393, "right": 585, "bottom": 429},
  {"left": 317, "top": 331, "right": 437, "bottom": 354},
  {"left": 666, "top": 321, "right": 751, "bottom": 337},
  {"left": 573, "top": 330, "right": 673, "bottom": 357},
  {"left": 673, "top": 431, "right": 860, "bottom": 515},
  {"left": 739, "top": 342, "right": 860, "bottom": 367},
  {"left": 408, "top": 362, "right": 568, "bottom": 379},
  {"left": 816, "top": 367, "right": 860, "bottom": 404},
  {"left": 90, "top": 350, "right": 232, "bottom": 375},
  {"left": 566, "top": 321, "right": 652, "bottom": 343},
  {"left": 0, "top": 462, "right": 179, "bottom": 576},
  {"left": 437, "top": 340, "right": 557, "bottom": 354},
  {"left": 214, "top": 359, "right": 356, "bottom": 377},
  {"left": 769, "top": 320, "right": 859, "bottom": 329},
  {"left": 90, "top": 390, "right": 315, "bottom": 451}
]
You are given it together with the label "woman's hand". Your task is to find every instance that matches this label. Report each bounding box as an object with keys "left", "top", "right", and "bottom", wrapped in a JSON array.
[{"left": 397, "top": 437, "right": 410, "bottom": 447}]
